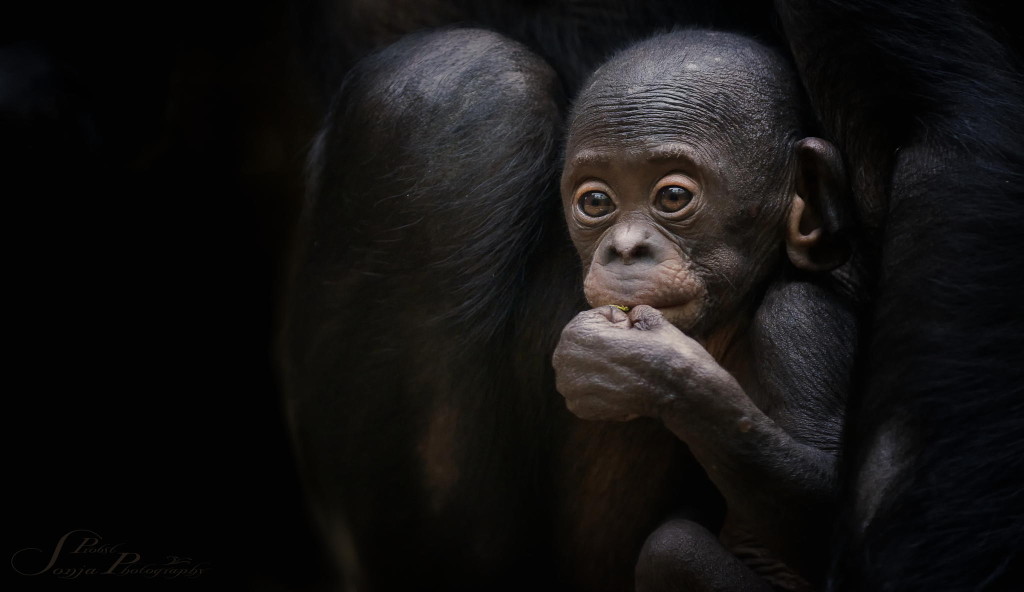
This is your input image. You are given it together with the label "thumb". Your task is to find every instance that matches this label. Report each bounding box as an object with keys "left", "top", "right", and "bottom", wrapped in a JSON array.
[{"left": 627, "top": 305, "right": 669, "bottom": 332}]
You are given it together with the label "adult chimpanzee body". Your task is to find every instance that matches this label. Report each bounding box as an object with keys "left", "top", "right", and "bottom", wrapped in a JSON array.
[
  {"left": 282, "top": 1, "right": 1024, "bottom": 590},
  {"left": 774, "top": 3, "right": 1024, "bottom": 589}
]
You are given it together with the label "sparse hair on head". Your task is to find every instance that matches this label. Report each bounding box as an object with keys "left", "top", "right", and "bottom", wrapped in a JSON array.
[{"left": 567, "top": 28, "right": 811, "bottom": 171}]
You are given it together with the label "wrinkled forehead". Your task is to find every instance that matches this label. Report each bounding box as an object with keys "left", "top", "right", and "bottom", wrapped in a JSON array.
[
  {"left": 567, "top": 85, "right": 736, "bottom": 154},
  {"left": 565, "top": 78, "right": 770, "bottom": 170}
]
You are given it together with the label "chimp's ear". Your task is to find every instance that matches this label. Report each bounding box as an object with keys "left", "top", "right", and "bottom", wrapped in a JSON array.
[{"left": 786, "top": 137, "right": 851, "bottom": 271}]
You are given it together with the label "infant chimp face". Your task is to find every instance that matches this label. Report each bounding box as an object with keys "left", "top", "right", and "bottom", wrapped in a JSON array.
[{"left": 561, "top": 109, "right": 792, "bottom": 337}]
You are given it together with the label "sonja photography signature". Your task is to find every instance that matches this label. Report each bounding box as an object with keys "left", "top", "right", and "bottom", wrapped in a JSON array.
[{"left": 11, "top": 529, "right": 209, "bottom": 580}]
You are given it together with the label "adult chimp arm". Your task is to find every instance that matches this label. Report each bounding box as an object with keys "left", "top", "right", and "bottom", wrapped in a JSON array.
[{"left": 775, "top": 1, "right": 1024, "bottom": 588}]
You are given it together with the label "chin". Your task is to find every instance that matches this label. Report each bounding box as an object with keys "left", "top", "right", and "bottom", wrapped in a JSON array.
[{"left": 656, "top": 301, "right": 704, "bottom": 334}]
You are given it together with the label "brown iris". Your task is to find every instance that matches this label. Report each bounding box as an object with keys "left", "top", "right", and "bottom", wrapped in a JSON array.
[
  {"left": 578, "top": 191, "right": 615, "bottom": 218},
  {"left": 655, "top": 185, "right": 693, "bottom": 213}
]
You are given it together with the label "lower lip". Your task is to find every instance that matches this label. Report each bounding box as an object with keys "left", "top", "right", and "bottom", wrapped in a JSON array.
[
  {"left": 617, "top": 301, "right": 689, "bottom": 312},
  {"left": 655, "top": 303, "right": 691, "bottom": 313},
  {"left": 652, "top": 301, "right": 702, "bottom": 326}
]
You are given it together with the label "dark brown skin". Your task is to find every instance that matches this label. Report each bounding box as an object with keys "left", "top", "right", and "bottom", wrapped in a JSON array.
[{"left": 553, "top": 31, "right": 853, "bottom": 591}]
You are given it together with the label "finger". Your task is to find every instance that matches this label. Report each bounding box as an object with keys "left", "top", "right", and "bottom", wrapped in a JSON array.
[
  {"left": 569, "top": 306, "right": 629, "bottom": 330},
  {"left": 596, "top": 305, "right": 631, "bottom": 327},
  {"left": 628, "top": 305, "right": 667, "bottom": 331}
]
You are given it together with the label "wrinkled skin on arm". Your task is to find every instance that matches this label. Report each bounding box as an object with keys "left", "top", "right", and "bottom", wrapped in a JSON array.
[{"left": 554, "top": 303, "right": 843, "bottom": 583}]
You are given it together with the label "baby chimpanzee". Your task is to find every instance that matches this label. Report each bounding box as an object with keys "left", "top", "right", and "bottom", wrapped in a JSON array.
[{"left": 554, "top": 30, "right": 857, "bottom": 591}]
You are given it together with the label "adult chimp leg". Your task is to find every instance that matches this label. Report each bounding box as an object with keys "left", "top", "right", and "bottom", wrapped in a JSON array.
[
  {"left": 776, "top": 2, "right": 1024, "bottom": 589},
  {"left": 282, "top": 28, "right": 574, "bottom": 591}
]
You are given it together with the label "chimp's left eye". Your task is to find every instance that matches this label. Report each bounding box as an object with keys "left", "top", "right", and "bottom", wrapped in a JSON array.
[{"left": 655, "top": 185, "right": 694, "bottom": 213}]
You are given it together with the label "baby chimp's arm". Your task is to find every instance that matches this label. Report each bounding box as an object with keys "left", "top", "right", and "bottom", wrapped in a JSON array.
[{"left": 554, "top": 290, "right": 854, "bottom": 586}]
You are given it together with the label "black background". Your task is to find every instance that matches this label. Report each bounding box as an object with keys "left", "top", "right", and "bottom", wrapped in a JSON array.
[{"left": 7, "top": 1, "right": 329, "bottom": 589}]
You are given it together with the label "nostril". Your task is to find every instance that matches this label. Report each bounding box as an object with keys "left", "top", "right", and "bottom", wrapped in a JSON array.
[
  {"left": 601, "top": 223, "right": 657, "bottom": 265},
  {"left": 629, "top": 244, "right": 650, "bottom": 261},
  {"left": 609, "top": 243, "right": 651, "bottom": 264}
]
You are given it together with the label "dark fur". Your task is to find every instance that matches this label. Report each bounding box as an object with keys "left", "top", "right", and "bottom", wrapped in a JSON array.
[
  {"left": 283, "top": 29, "right": 585, "bottom": 590},
  {"left": 283, "top": 2, "right": 1024, "bottom": 590},
  {"left": 776, "top": 1, "right": 1024, "bottom": 589}
]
